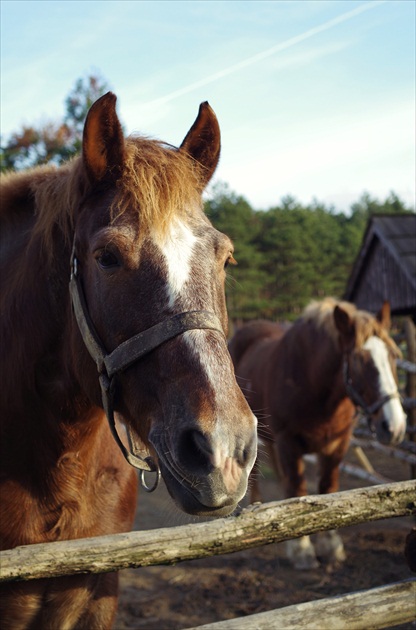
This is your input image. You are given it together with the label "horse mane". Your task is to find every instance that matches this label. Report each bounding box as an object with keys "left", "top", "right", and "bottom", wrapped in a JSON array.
[
  {"left": 0, "top": 136, "right": 202, "bottom": 255},
  {"left": 302, "top": 297, "right": 401, "bottom": 356},
  {"left": 1, "top": 160, "right": 88, "bottom": 255}
]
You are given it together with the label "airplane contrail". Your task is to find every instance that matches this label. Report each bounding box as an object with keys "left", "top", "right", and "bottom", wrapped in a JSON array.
[{"left": 141, "top": 0, "right": 387, "bottom": 108}]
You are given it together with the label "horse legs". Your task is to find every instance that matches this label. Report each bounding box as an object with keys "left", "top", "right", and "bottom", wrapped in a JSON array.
[
  {"left": 275, "top": 434, "right": 307, "bottom": 499},
  {"left": 313, "top": 529, "right": 346, "bottom": 565},
  {"left": 312, "top": 451, "right": 347, "bottom": 565},
  {"left": 14, "top": 574, "right": 119, "bottom": 630},
  {"left": 249, "top": 438, "right": 281, "bottom": 504},
  {"left": 275, "top": 435, "right": 319, "bottom": 570},
  {"left": 73, "top": 573, "right": 119, "bottom": 630},
  {"left": 317, "top": 451, "right": 342, "bottom": 495}
]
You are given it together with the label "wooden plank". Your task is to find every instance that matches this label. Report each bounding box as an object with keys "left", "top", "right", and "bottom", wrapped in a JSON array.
[
  {"left": 352, "top": 444, "right": 376, "bottom": 473},
  {"left": 1, "top": 480, "right": 415, "bottom": 583},
  {"left": 351, "top": 437, "right": 416, "bottom": 466},
  {"left": 186, "top": 579, "right": 416, "bottom": 630},
  {"left": 304, "top": 454, "right": 391, "bottom": 485}
]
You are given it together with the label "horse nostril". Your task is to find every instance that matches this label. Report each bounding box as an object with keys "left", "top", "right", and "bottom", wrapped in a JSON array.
[
  {"left": 178, "top": 429, "right": 214, "bottom": 475},
  {"left": 177, "top": 428, "right": 257, "bottom": 476},
  {"left": 377, "top": 417, "right": 394, "bottom": 445},
  {"left": 381, "top": 419, "right": 390, "bottom": 434},
  {"left": 241, "top": 433, "right": 257, "bottom": 467}
]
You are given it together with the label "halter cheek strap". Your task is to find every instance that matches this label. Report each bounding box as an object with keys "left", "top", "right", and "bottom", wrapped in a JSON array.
[{"left": 69, "top": 249, "right": 225, "bottom": 489}]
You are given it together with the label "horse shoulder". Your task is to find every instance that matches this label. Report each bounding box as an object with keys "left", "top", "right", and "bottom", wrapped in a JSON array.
[{"left": 0, "top": 413, "right": 137, "bottom": 550}]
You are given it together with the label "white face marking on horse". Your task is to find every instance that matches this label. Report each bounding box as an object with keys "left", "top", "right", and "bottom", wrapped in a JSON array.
[
  {"left": 364, "top": 335, "right": 407, "bottom": 440},
  {"left": 155, "top": 218, "right": 257, "bottom": 468},
  {"left": 363, "top": 336, "right": 396, "bottom": 392},
  {"left": 155, "top": 217, "right": 223, "bottom": 388},
  {"left": 185, "top": 329, "right": 258, "bottom": 458},
  {"left": 155, "top": 217, "right": 198, "bottom": 308}
]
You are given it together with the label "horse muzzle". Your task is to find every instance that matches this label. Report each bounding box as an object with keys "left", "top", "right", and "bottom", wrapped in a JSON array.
[
  {"left": 372, "top": 395, "right": 407, "bottom": 445},
  {"left": 149, "top": 423, "right": 258, "bottom": 516}
]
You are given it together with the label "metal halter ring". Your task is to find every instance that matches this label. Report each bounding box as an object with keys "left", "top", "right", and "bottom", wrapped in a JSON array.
[{"left": 139, "top": 466, "right": 162, "bottom": 493}]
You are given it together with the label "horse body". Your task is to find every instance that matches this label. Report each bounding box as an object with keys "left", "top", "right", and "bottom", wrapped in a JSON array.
[
  {"left": 0, "top": 94, "right": 257, "bottom": 628},
  {"left": 230, "top": 298, "right": 406, "bottom": 569}
]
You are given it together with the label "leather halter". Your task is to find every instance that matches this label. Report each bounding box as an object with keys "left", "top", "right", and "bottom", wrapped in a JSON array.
[
  {"left": 69, "top": 247, "right": 225, "bottom": 488},
  {"left": 342, "top": 357, "right": 401, "bottom": 419}
]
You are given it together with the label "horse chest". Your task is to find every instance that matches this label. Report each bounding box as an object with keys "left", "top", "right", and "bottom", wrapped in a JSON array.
[{"left": 0, "top": 448, "right": 137, "bottom": 549}]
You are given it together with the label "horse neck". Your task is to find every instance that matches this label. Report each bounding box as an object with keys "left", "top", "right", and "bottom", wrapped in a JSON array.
[
  {"left": 299, "top": 322, "right": 345, "bottom": 404},
  {"left": 0, "top": 224, "right": 99, "bottom": 477}
]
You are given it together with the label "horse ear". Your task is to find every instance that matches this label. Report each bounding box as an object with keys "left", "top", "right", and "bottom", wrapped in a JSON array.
[
  {"left": 334, "top": 305, "right": 356, "bottom": 352},
  {"left": 82, "top": 92, "right": 125, "bottom": 184},
  {"left": 377, "top": 301, "right": 391, "bottom": 330},
  {"left": 180, "top": 102, "right": 221, "bottom": 188}
]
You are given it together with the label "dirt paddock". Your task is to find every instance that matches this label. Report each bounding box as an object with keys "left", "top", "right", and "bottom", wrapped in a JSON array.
[{"left": 115, "top": 447, "right": 415, "bottom": 630}]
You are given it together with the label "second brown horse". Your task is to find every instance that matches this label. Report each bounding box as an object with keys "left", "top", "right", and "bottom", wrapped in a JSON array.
[{"left": 229, "top": 298, "right": 406, "bottom": 569}]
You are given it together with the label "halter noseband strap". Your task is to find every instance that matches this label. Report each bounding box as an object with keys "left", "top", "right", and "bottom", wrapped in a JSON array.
[{"left": 69, "top": 249, "right": 225, "bottom": 486}]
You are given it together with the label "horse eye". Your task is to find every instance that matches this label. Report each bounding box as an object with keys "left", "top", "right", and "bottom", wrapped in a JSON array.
[
  {"left": 97, "top": 251, "right": 119, "bottom": 269},
  {"left": 225, "top": 254, "right": 237, "bottom": 269}
]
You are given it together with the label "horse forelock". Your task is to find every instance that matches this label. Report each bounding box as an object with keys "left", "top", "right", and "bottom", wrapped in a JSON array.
[
  {"left": 111, "top": 137, "right": 203, "bottom": 236},
  {"left": 302, "top": 297, "right": 401, "bottom": 357}
]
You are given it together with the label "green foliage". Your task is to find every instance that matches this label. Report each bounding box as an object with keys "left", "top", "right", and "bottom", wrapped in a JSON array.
[
  {"left": 0, "top": 73, "right": 109, "bottom": 172},
  {"left": 206, "top": 183, "right": 268, "bottom": 321},
  {"left": 63, "top": 74, "right": 110, "bottom": 156},
  {"left": 0, "top": 122, "right": 74, "bottom": 172},
  {"left": 205, "top": 186, "right": 414, "bottom": 323}
]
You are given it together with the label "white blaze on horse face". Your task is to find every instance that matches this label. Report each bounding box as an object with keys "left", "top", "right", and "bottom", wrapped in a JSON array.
[
  {"left": 185, "top": 328, "right": 257, "bottom": 468},
  {"left": 156, "top": 218, "right": 198, "bottom": 308},
  {"left": 363, "top": 336, "right": 407, "bottom": 440},
  {"left": 156, "top": 216, "right": 257, "bottom": 475},
  {"left": 155, "top": 217, "right": 230, "bottom": 400}
]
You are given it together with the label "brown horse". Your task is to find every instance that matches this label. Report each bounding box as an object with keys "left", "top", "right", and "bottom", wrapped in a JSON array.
[
  {"left": 229, "top": 298, "right": 406, "bottom": 569},
  {"left": 0, "top": 93, "right": 257, "bottom": 629}
]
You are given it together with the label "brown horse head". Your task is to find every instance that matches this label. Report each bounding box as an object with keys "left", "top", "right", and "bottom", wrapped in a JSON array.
[
  {"left": 333, "top": 299, "right": 406, "bottom": 445},
  {"left": 66, "top": 93, "right": 257, "bottom": 516}
]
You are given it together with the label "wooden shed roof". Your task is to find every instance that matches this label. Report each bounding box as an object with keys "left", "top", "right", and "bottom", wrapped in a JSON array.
[{"left": 344, "top": 214, "right": 416, "bottom": 317}]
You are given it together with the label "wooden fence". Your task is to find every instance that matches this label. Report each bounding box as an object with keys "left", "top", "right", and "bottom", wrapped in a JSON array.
[
  {"left": 1, "top": 481, "right": 415, "bottom": 629},
  {"left": 187, "top": 580, "right": 416, "bottom": 630},
  {"left": 341, "top": 353, "right": 416, "bottom": 486}
]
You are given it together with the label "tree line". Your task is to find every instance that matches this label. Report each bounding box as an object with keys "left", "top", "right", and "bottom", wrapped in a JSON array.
[
  {"left": 1, "top": 74, "right": 414, "bottom": 323},
  {"left": 205, "top": 184, "right": 413, "bottom": 323}
]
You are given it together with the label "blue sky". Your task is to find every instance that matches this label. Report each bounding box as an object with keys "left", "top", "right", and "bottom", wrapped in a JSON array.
[{"left": 1, "top": 0, "right": 415, "bottom": 212}]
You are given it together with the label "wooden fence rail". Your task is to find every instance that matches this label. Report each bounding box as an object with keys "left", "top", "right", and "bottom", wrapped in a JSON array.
[
  {"left": 1, "top": 480, "right": 415, "bottom": 584},
  {"left": 351, "top": 436, "right": 416, "bottom": 466},
  {"left": 186, "top": 579, "right": 416, "bottom": 630}
]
